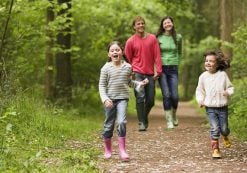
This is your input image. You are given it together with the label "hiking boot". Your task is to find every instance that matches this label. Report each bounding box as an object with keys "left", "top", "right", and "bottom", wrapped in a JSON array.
[
  {"left": 223, "top": 136, "right": 231, "bottom": 148},
  {"left": 211, "top": 140, "right": 221, "bottom": 159},
  {"left": 138, "top": 122, "right": 146, "bottom": 131},
  {"left": 212, "top": 148, "right": 222, "bottom": 159}
]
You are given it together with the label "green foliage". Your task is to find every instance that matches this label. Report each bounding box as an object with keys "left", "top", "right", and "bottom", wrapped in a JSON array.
[
  {"left": 0, "top": 89, "right": 102, "bottom": 172},
  {"left": 231, "top": 24, "right": 247, "bottom": 79},
  {"left": 225, "top": 24, "right": 247, "bottom": 141},
  {"left": 0, "top": 3, "right": 246, "bottom": 172},
  {"left": 229, "top": 79, "right": 247, "bottom": 140},
  {"left": 72, "top": 0, "right": 194, "bottom": 88},
  {"left": 179, "top": 36, "right": 220, "bottom": 100}
]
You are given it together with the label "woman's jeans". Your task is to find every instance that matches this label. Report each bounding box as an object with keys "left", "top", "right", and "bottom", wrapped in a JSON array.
[
  {"left": 206, "top": 106, "right": 230, "bottom": 140},
  {"left": 159, "top": 65, "right": 179, "bottom": 110},
  {"left": 134, "top": 73, "right": 155, "bottom": 127},
  {"left": 102, "top": 99, "right": 128, "bottom": 138}
]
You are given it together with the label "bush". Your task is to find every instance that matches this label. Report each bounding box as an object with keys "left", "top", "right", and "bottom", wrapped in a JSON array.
[{"left": 229, "top": 78, "right": 247, "bottom": 141}]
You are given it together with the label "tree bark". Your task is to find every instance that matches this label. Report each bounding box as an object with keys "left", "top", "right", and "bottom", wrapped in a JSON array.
[
  {"left": 0, "top": 0, "right": 14, "bottom": 86},
  {"left": 219, "top": 0, "right": 233, "bottom": 58},
  {"left": 45, "top": 0, "right": 55, "bottom": 101},
  {"left": 55, "top": 0, "right": 72, "bottom": 103}
]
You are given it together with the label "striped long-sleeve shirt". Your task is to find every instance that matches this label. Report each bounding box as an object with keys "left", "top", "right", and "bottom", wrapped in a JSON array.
[{"left": 99, "top": 61, "right": 139, "bottom": 103}]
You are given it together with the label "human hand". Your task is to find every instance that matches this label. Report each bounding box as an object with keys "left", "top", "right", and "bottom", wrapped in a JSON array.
[
  {"left": 104, "top": 99, "right": 113, "bottom": 108},
  {"left": 153, "top": 74, "right": 159, "bottom": 80},
  {"left": 199, "top": 104, "right": 204, "bottom": 108},
  {"left": 223, "top": 91, "right": 229, "bottom": 96},
  {"left": 140, "top": 78, "right": 149, "bottom": 86}
]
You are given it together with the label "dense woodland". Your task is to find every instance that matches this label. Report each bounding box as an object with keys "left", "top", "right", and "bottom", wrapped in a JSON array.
[{"left": 0, "top": 0, "right": 247, "bottom": 172}]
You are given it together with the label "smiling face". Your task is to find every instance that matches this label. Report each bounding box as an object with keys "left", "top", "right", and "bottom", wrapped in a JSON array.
[
  {"left": 133, "top": 19, "right": 145, "bottom": 35},
  {"left": 108, "top": 44, "right": 123, "bottom": 64},
  {"left": 163, "top": 18, "right": 173, "bottom": 34},
  {"left": 205, "top": 55, "right": 218, "bottom": 73}
]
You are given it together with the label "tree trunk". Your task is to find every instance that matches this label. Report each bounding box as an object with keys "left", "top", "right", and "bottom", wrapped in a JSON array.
[
  {"left": 0, "top": 0, "right": 14, "bottom": 87},
  {"left": 45, "top": 0, "right": 55, "bottom": 101},
  {"left": 55, "top": 0, "right": 72, "bottom": 103},
  {"left": 219, "top": 0, "right": 233, "bottom": 59}
]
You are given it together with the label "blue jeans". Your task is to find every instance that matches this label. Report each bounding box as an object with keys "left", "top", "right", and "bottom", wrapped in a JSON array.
[
  {"left": 159, "top": 65, "right": 179, "bottom": 110},
  {"left": 206, "top": 106, "right": 230, "bottom": 140},
  {"left": 102, "top": 99, "right": 128, "bottom": 138},
  {"left": 134, "top": 73, "right": 155, "bottom": 126}
]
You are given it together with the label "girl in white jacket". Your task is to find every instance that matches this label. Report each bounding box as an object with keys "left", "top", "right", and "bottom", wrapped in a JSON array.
[{"left": 196, "top": 50, "right": 234, "bottom": 159}]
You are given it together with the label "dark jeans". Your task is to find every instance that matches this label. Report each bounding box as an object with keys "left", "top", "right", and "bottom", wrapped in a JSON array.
[
  {"left": 134, "top": 72, "right": 155, "bottom": 126},
  {"left": 206, "top": 106, "right": 230, "bottom": 140},
  {"left": 159, "top": 65, "right": 179, "bottom": 110}
]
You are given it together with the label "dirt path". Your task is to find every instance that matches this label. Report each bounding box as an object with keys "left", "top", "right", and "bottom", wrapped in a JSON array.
[{"left": 96, "top": 101, "right": 247, "bottom": 173}]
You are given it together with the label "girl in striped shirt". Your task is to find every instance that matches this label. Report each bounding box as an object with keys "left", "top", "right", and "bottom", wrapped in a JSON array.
[{"left": 99, "top": 41, "right": 148, "bottom": 161}]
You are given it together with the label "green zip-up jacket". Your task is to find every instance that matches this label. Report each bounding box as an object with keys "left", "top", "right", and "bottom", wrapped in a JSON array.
[{"left": 157, "top": 34, "right": 182, "bottom": 65}]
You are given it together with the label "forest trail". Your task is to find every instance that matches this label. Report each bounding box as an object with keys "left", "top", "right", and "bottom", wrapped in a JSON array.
[{"left": 96, "top": 101, "right": 247, "bottom": 173}]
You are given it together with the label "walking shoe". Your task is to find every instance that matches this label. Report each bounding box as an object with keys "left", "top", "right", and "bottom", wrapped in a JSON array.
[
  {"left": 138, "top": 123, "right": 146, "bottom": 131},
  {"left": 223, "top": 136, "right": 231, "bottom": 148},
  {"left": 212, "top": 148, "right": 222, "bottom": 159},
  {"left": 211, "top": 140, "right": 221, "bottom": 159}
]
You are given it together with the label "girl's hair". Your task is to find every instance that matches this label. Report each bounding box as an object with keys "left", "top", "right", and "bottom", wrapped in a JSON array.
[
  {"left": 131, "top": 16, "right": 145, "bottom": 32},
  {"left": 156, "top": 16, "right": 177, "bottom": 46},
  {"left": 203, "top": 50, "right": 230, "bottom": 71},
  {"left": 107, "top": 41, "right": 129, "bottom": 62}
]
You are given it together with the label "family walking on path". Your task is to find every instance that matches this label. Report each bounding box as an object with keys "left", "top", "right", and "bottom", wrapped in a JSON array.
[{"left": 98, "top": 15, "right": 245, "bottom": 171}]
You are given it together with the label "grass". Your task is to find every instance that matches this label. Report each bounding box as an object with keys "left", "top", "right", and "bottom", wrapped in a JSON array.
[
  {"left": 1, "top": 80, "right": 246, "bottom": 172},
  {"left": 0, "top": 89, "right": 103, "bottom": 172}
]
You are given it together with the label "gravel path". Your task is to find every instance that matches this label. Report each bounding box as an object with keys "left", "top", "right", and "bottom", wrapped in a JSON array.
[{"left": 96, "top": 101, "right": 247, "bottom": 173}]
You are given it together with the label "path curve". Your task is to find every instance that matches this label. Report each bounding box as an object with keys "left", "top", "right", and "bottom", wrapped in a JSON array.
[{"left": 96, "top": 101, "right": 247, "bottom": 173}]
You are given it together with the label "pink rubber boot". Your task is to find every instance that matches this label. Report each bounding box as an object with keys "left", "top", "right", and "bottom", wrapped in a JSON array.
[
  {"left": 118, "top": 137, "right": 129, "bottom": 161},
  {"left": 103, "top": 138, "right": 112, "bottom": 159}
]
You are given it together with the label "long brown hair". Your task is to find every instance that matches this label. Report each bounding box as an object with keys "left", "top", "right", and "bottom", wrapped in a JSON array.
[
  {"left": 156, "top": 16, "right": 177, "bottom": 46},
  {"left": 203, "top": 50, "right": 230, "bottom": 71}
]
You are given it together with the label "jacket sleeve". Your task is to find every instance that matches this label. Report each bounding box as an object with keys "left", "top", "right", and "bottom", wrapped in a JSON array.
[
  {"left": 224, "top": 72, "right": 234, "bottom": 96},
  {"left": 98, "top": 66, "right": 110, "bottom": 103},
  {"left": 195, "top": 75, "right": 205, "bottom": 105},
  {"left": 124, "top": 39, "right": 133, "bottom": 64},
  {"left": 154, "top": 37, "right": 162, "bottom": 76}
]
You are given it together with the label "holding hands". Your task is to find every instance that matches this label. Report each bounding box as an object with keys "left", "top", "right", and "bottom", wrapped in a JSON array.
[
  {"left": 135, "top": 78, "right": 149, "bottom": 92},
  {"left": 140, "top": 78, "right": 149, "bottom": 86}
]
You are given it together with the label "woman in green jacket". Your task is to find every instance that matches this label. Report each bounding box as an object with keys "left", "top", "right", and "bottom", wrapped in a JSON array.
[{"left": 156, "top": 16, "right": 182, "bottom": 129}]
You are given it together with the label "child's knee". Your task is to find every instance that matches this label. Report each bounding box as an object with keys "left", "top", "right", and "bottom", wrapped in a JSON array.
[{"left": 221, "top": 127, "right": 230, "bottom": 136}]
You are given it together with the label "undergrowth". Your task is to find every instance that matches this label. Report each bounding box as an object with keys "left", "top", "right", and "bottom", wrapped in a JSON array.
[{"left": 0, "top": 88, "right": 102, "bottom": 172}]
